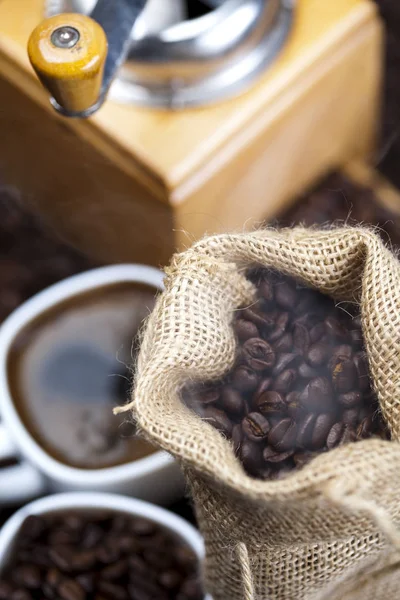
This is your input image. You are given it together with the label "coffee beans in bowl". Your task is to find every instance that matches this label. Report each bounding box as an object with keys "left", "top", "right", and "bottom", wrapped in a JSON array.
[
  {"left": 0, "top": 510, "right": 203, "bottom": 600},
  {"left": 183, "top": 269, "right": 390, "bottom": 480}
]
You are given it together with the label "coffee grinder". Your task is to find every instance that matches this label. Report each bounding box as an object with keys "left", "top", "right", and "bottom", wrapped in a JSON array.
[{"left": 0, "top": 0, "right": 383, "bottom": 264}]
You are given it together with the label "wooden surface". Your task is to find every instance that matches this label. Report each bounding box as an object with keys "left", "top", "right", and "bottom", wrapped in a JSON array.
[
  {"left": 0, "top": 0, "right": 384, "bottom": 265},
  {"left": 28, "top": 14, "right": 107, "bottom": 113}
]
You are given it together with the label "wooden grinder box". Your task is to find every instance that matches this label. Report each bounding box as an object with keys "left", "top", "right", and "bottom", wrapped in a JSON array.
[{"left": 0, "top": 0, "right": 383, "bottom": 265}]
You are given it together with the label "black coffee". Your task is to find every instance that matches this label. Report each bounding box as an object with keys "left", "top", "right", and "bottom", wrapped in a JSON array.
[
  {"left": 183, "top": 269, "right": 391, "bottom": 480},
  {"left": 0, "top": 510, "right": 203, "bottom": 600},
  {"left": 8, "top": 283, "right": 157, "bottom": 470}
]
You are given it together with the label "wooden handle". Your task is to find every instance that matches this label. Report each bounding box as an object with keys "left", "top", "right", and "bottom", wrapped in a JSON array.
[{"left": 28, "top": 13, "right": 108, "bottom": 114}]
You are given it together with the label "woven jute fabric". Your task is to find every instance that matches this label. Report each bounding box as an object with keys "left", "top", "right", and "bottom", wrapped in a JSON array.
[{"left": 122, "top": 227, "right": 400, "bottom": 600}]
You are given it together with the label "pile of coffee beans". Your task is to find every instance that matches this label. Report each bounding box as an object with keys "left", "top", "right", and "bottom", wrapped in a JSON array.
[
  {"left": 0, "top": 511, "right": 202, "bottom": 600},
  {"left": 0, "top": 187, "right": 96, "bottom": 324},
  {"left": 184, "top": 270, "right": 390, "bottom": 480},
  {"left": 278, "top": 173, "right": 400, "bottom": 247}
]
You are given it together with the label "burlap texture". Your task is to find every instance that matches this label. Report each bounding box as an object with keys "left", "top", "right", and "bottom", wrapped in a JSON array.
[{"left": 123, "top": 227, "right": 400, "bottom": 600}]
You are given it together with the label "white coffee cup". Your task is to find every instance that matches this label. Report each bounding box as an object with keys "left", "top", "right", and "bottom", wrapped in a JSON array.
[
  {"left": 0, "top": 265, "right": 184, "bottom": 505},
  {"left": 0, "top": 492, "right": 210, "bottom": 599}
]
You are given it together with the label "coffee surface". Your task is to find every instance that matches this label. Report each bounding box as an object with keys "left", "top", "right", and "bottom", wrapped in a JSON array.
[{"left": 8, "top": 283, "right": 157, "bottom": 469}]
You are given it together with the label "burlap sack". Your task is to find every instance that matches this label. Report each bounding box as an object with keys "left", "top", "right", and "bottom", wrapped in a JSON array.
[{"left": 119, "top": 227, "right": 400, "bottom": 600}]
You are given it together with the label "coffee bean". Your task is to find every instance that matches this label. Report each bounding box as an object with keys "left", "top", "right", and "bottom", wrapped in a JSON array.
[
  {"left": 233, "top": 318, "right": 259, "bottom": 341},
  {"left": 338, "top": 391, "right": 362, "bottom": 408},
  {"left": 328, "top": 344, "right": 352, "bottom": 370},
  {"left": 331, "top": 357, "right": 357, "bottom": 393},
  {"left": 263, "top": 446, "right": 294, "bottom": 463},
  {"left": 309, "top": 322, "right": 326, "bottom": 343},
  {"left": 232, "top": 424, "right": 243, "bottom": 455},
  {"left": 242, "top": 338, "right": 275, "bottom": 371},
  {"left": 256, "top": 391, "right": 286, "bottom": 416},
  {"left": 195, "top": 387, "right": 220, "bottom": 405},
  {"left": 272, "top": 353, "right": 298, "bottom": 376},
  {"left": 274, "top": 333, "right": 293, "bottom": 353},
  {"left": 242, "top": 413, "right": 270, "bottom": 442},
  {"left": 326, "top": 422, "right": 345, "bottom": 449},
  {"left": 311, "top": 413, "right": 336, "bottom": 450},
  {"left": 19, "top": 516, "right": 46, "bottom": 542},
  {"left": 0, "top": 582, "right": 14, "bottom": 599},
  {"left": 293, "top": 323, "right": 310, "bottom": 354},
  {"left": 274, "top": 369, "right": 297, "bottom": 393},
  {"left": 298, "top": 362, "right": 319, "bottom": 379},
  {"left": 48, "top": 547, "right": 74, "bottom": 572},
  {"left": 12, "top": 565, "right": 41, "bottom": 589},
  {"left": 286, "top": 392, "right": 304, "bottom": 420},
  {"left": 58, "top": 579, "right": 85, "bottom": 600},
  {"left": 269, "top": 312, "right": 289, "bottom": 341},
  {"left": 11, "top": 590, "right": 32, "bottom": 600},
  {"left": 342, "top": 408, "right": 359, "bottom": 427},
  {"left": 82, "top": 523, "right": 103, "bottom": 548},
  {"left": 98, "top": 580, "right": 129, "bottom": 600},
  {"left": 259, "top": 279, "right": 274, "bottom": 303},
  {"left": 159, "top": 570, "right": 182, "bottom": 589},
  {"left": 221, "top": 387, "right": 245, "bottom": 415},
  {"left": 300, "top": 377, "right": 334, "bottom": 412},
  {"left": 296, "top": 414, "right": 316, "bottom": 448},
  {"left": 357, "top": 415, "right": 374, "bottom": 439},
  {"left": 255, "top": 377, "right": 272, "bottom": 397},
  {"left": 232, "top": 365, "right": 259, "bottom": 392},
  {"left": 242, "top": 307, "right": 275, "bottom": 330},
  {"left": 307, "top": 341, "right": 330, "bottom": 367},
  {"left": 240, "top": 440, "right": 263, "bottom": 476},
  {"left": 353, "top": 352, "right": 370, "bottom": 392},
  {"left": 202, "top": 407, "right": 232, "bottom": 437},
  {"left": 324, "top": 316, "right": 348, "bottom": 339},
  {"left": 268, "top": 419, "right": 297, "bottom": 452},
  {"left": 76, "top": 573, "right": 95, "bottom": 593},
  {"left": 275, "top": 282, "right": 296, "bottom": 310}
]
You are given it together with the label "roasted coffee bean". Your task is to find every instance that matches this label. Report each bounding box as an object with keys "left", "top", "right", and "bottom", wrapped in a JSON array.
[
  {"left": 357, "top": 415, "right": 374, "bottom": 439},
  {"left": 102, "top": 559, "right": 129, "bottom": 580},
  {"left": 342, "top": 408, "right": 359, "bottom": 427},
  {"left": 307, "top": 342, "right": 331, "bottom": 367},
  {"left": 242, "top": 338, "right": 275, "bottom": 371},
  {"left": 309, "top": 322, "right": 326, "bottom": 343},
  {"left": 242, "top": 413, "right": 270, "bottom": 442},
  {"left": 275, "top": 282, "right": 296, "bottom": 310},
  {"left": 240, "top": 440, "right": 263, "bottom": 476},
  {"left": 274, "top": 333, "right": 293, "bottom": 353},
  {"left": 269, "top": 312, "right": 289, "bottom": 341},
  {"left": 274, "top": 369, "right": 297, "bottom": 393},
  {"left": 338, "top": 391, "right": 362, "bottom": 408},
  {"left": 233, "top": 318, "right": 259, "bottom": 341},
  {"left": 256, "top": 391, "right": 286, "bottom": 416},
  {"left": 328, "top": 344, "right": 353, "bottom": 370},
  {"left": 293, "top": 323, "right": 310, "bottom": 354},
  {"left": 159, "top": 570, "right": 182, "bottom": 589},
  {"left": 232, "top": 424, "right": 243, "bottom": 455},
  {"left": 242, "top": 307, "right": 275, "bottom": 330},
  {"left": 272, "top": 353, "right": 298, "bottom": 376},
  {"left": 268, "top": 419, "right": 297, "bottom": 452},
  {"left": 287, "top": 392, "right": 304, "bottom": 420},
  {"left": 98, "top": 580, "right": 129, "bottom": 600},
  {"left": 76, "top": 573, "right": 95, "bottom": 593},
  {"left": 0, "top": 582, "right": 14, "bottom": 599},
  {"left": 353, "top": 352, "right": 370, "bottom": 392},
  {"left": 311, "top": 414, "right": 336, "bottom": 450},
  {"left": 232, "top": 365, "right": 259, "bottom": 392},
  {"left": 19, "top": 516, "right": 46, "bottom": 542},
  {"left": 11, "top": 565, "right": 41, "bottom": 589},
  {"left": 298, "top": 362, "right": 319, "bottom": 379},
  {"left": 48, "top": 547, "right": 74, "bottom": 572},
  {"left": 221, "top": 387, "right": 245, "bottom": 415},
  {"left": 324, "top": 316, "right": 348, "bottom": 339},
  {"left": 259, "top": 279, "right": 274, "bottom": 303},
  {"left": 300, "top": 377, "right": 334, "bottom": 412},
  {"left": 331, "top": 357, "right": 357, "bottom": 393},
  {"left": 202, "top": 407, "right": 232, "bottom": 437},
  {"left": 11, "top": 590, "right": 32, "bottom": 600},
  {"left": 58, "top": 579, "right": 85, "bottom": 600},
  {"left": 263, "top": 446, "right": 294, "bottom": 463},
  {"left": 255, "top": 377, "right": 272, "bottom": 397},
  {"left": 326, "top": 422, "right": 345, "bottom": 449},
  {"left": 296, "top": 414, "right": 316, "bottom": 448}
]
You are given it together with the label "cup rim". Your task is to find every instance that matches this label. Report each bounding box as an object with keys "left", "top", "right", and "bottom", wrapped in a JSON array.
[
  {"left": 0, "top": 264, "right": 171, "bottom": 486},
  {"left": 0, "top": 492, "right": 204, "bottom": 574}
]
